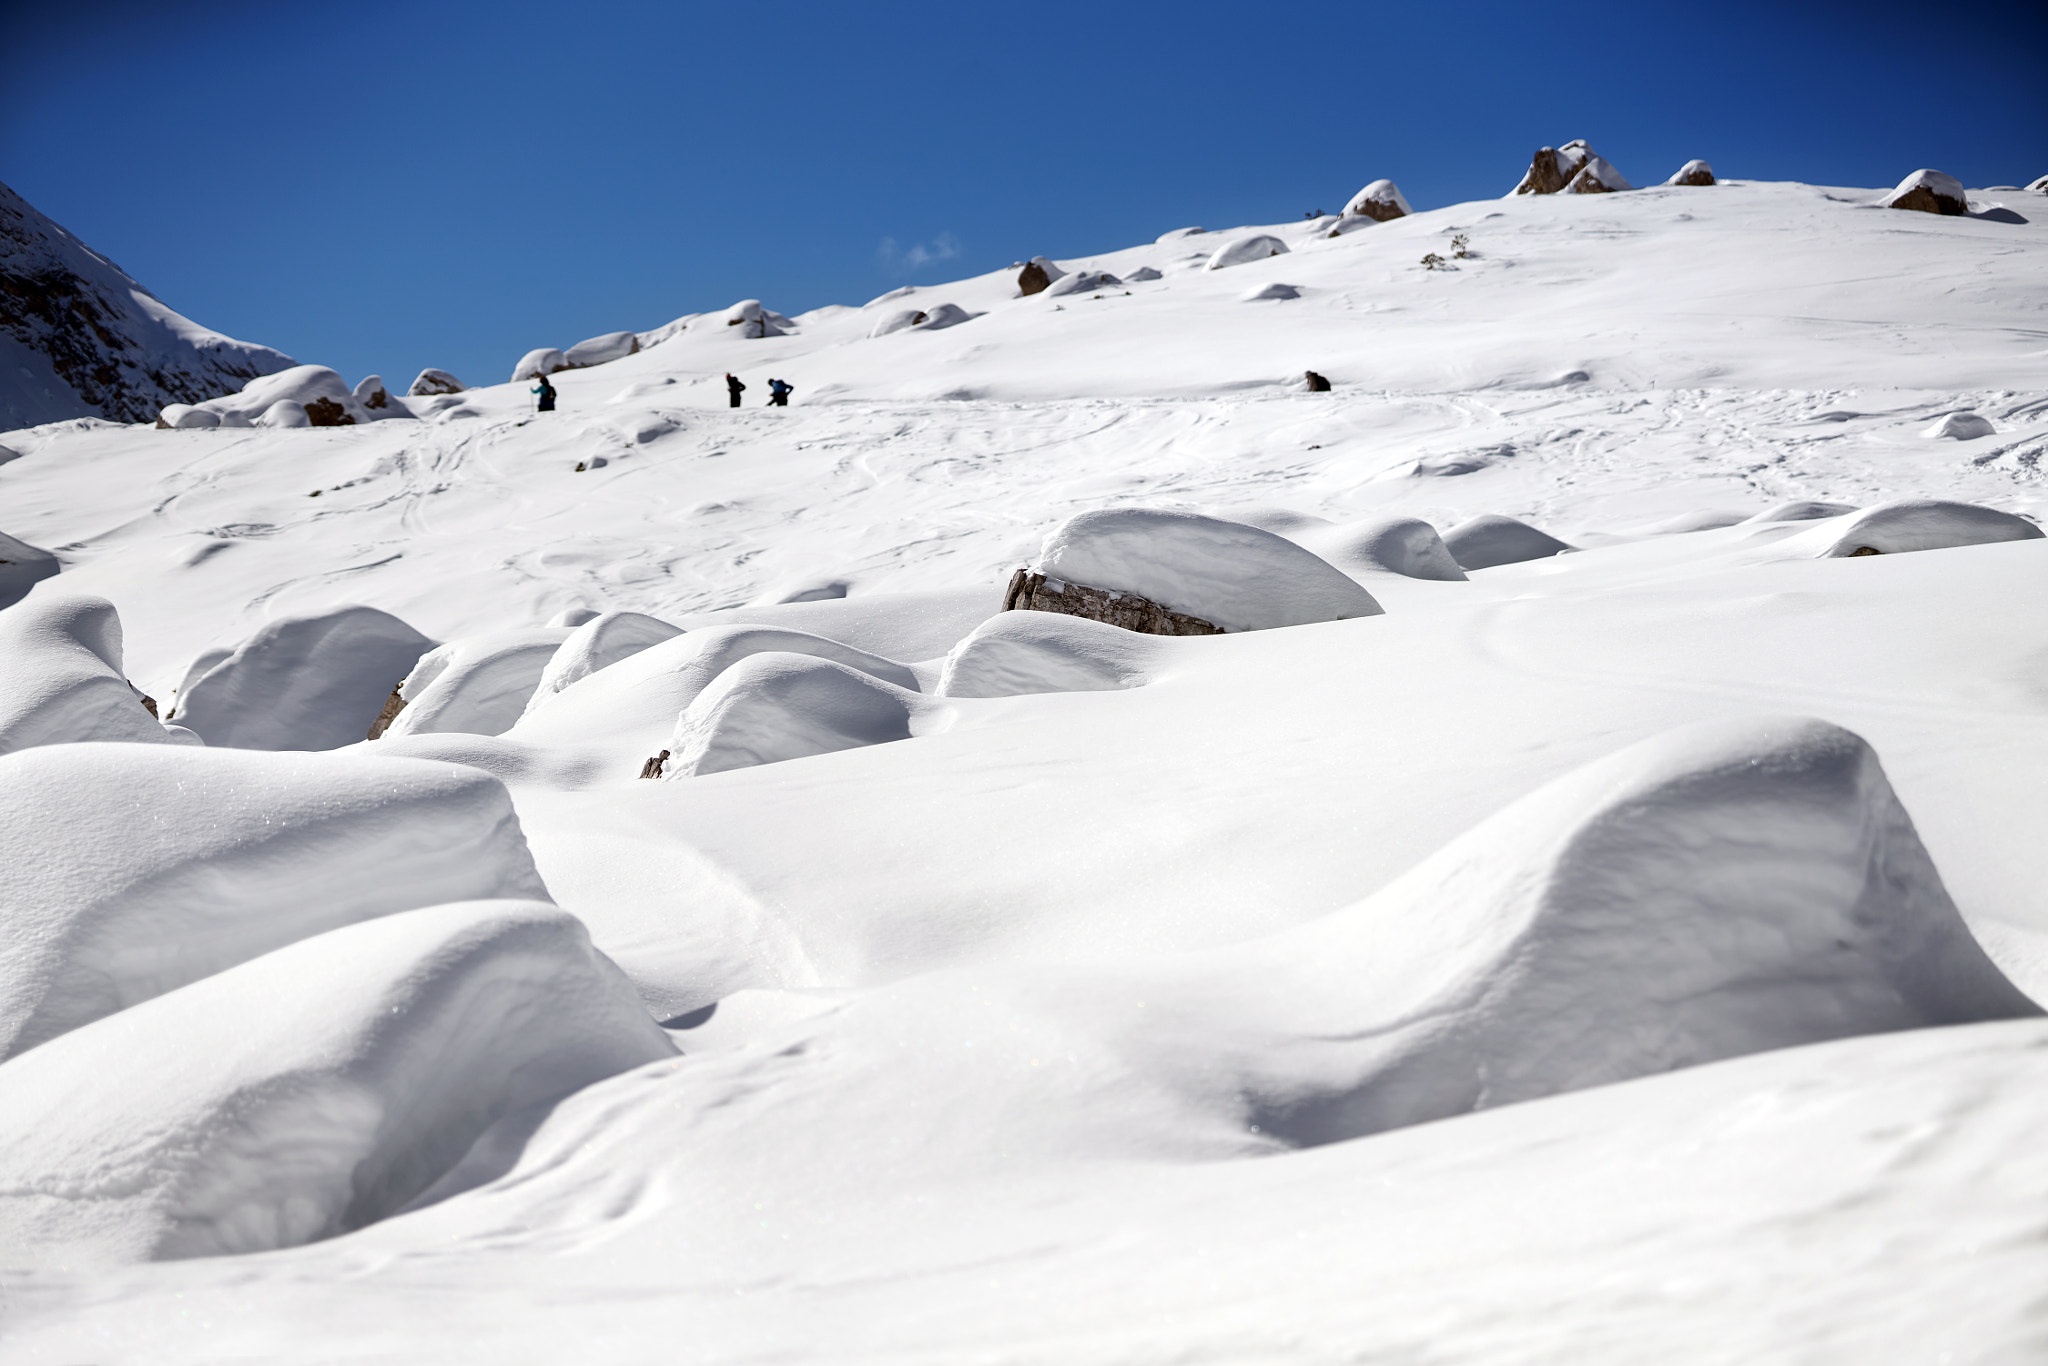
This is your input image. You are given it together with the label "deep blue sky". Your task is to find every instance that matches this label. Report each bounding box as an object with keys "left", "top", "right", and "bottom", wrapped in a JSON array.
[{"left": 4, "top": 0, "right": 2042, "bottom": 390}]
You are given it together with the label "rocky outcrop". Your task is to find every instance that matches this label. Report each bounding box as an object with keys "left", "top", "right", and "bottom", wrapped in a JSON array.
[
  {"left": 408, "top": 369, "right": 464, "bottom": 396},
  {"left": 1511, "top": 141, "right": 1603, "bottom": 196},
  {"left": 1666, "top": 159, "right": 1716, "bottom": 186},
  {"left": 1343, "top": 179, "right": 1411, "bottom": 222},
  {"left": 1563, "top": 156, "right": 1634, "bottom": 194},
  {"left": 352, "top": 375, "right": 392, "bottom": 411},
  {"left": 1003, "top": 569, "right": 1224, "bottom": 637},
  {"left": 2028, "top": 175, "right": 2048, "bottom": 194},
  {"left": 1881, "top": 169, "right": 1968, "bottom": 216}
]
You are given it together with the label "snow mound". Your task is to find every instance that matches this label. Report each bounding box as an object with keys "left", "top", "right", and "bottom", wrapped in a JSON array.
[
  {"left": 1031, "top": 508, "right": 1382, "bottom": 632},
  {"left": 564, "top": 331, "right": 639, "bottom": 368},
  {"left": 408, "top": 368, "right": 464, "bottom": 396},
  {"left": 1564, "top": 156, "right": 1633, "bottom": 194},
  {"left": 0, "top": 900, "right": 669, "bottom": 1265},
  {"left": 0, "top": 528, "right": 60, "bottom": 609},
  {"left": 172, "top": 605, "right": 435, "bottom": 750},
  {"left": 1296, "top": 515, "right": 1469, "bottom": 581},
  {"left": 1241, "top": 282, "right": 1300, "bottom": 301},
  {"left": 1440, "top": 513, "right": 1573, "bottom": 570},
  {"left": 1206, "top": 235, "right": 1289, "bottom": 270},
  {"left": 869, "top": 304, "right": 973, "bottom": 338},
  {"left": 1881, "top": 169, "right": 1968, "bottom": 216},
  {"left": 525, "top": 611, "right": 683, "bottom": 713},
  {"left": 261, "top": 399, "right": 309, "bottom": 427},
  {"left": 664, "top": 653, "right": 939, "bottom": 778},
  {"left": 868, "top": 308, "right": 925, "bottom": 338},
  {"left": 0, "top": 596, "right": 179, "bottom": 755},
  {"left": 351, "top": 375, "right": 400, "bottom": 415},
  {"left": 1925, "top": 410, "right": 1995, "bottom": 440},
  {"left": 1779, "top": 499, "right": 2044, "bottom": 558},
  {"left": 511, "top": 348, "right": 568, "bottom": 382},
  {"left": 156, "top": 403, "right": 218, "bottom": 430},
  {"left": 381, "top": 628, "right": 572, "bottom": 739},
  {"left": 1343, "top": 179, "right": 1411, "bottom": 222},
  {"left": 1742, "top": 500, "right": 1858, "bottom": 524},
  {"left": 0, "top": 743, "right": 548, "bottom": 1061},
  {"left": 1045, "top": 271, "right": 1122, "bottom": 298},
  {"left": 722, "top": 300, "right": 790, "bottom": 339},
  {"left": 937, "top": 610, "right": 1161, "bottom": 698},
  {"left": 1666, "top": 159, "right": 1716, "bottom": 186},
  {"left": 183, "top": 365, "right": 383, "bottom": 428},
  {"left": 1125, "top": 265, "right": 1162, "bottom": 282},
  {"left": 1510, "top": 143, "right": 1590, "bottom": 196}
]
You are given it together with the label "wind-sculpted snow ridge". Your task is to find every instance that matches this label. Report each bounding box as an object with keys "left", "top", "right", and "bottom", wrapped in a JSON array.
[
  {"left": 0, "top": 900, "right": 672, "bottom": 1266},
  {"left": 1775, "top": 498, "right": 2043, "bottom": 558},
  {"left": 173, "top": 605, "right": 435, "bottom": 750},
  {"left": 1292, "top": 514, "right": 1470, "bottom": 581},
  {"left": 381, "top": 627, "right": 571, "bottom": 739},
  {"left": 0, "top": 595, "right": 187, "bottom": 755},
  {"left": 0, "top": 742, "right": 550, "bottom": 1061},
  {"left": 663, "top": 653, "right": 946, "bottom": 778},
  {"left": 524, "top": 610, "right": 684, "bottom": 713},
  {"left": 1032, "top": 508, "right": 1382, "bottom": 632},
  {"left": 1440, "top": 512, "right": 1573, "bottom": 569},
  {"left": 937, "top": 611, "right": 1165, "bottom": 698}
]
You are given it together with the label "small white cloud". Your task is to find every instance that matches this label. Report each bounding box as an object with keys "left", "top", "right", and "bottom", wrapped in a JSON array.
[{"left": 877, "top": 232, "right": 963, "bottom": 276}]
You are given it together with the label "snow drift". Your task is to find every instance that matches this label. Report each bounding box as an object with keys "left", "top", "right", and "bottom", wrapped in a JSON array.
[
  {"left": 379, "top": 627, "right": 571, "bottom": 739},
  {"left": 173, "top": 605, "right": 435, "bottom": 750},
  {"left": 1294, "top": 514, "right": 1469, "bottom": 581},
  {"left": 663, "top": 652, "right": 942, "bottom": 778},
  {"left": 525, "top": 610, "right": 683, "bottom": 712},
  {"left": 937, "top": 610, "right": 1162, "bottom": 698},
  {"left": 1440, "top": 513, "right": 1572, "bottom": 569},
  {"left": 0, "top": 595, "right": 181, "bottom": 755},
  {"left": 1778, "top": 499, "right": 2044, "bottom": 558},
  {"left": 1206, "top": 235, "right": 1289, "bottom": 270},
  {"left": 0, "top": 742, "right": 548, "bottom": 1061}
]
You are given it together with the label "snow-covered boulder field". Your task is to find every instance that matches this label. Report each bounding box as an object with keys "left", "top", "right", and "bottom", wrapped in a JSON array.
[{"left": 1, "top": 165, "right": 2048, "bottom": 1364}]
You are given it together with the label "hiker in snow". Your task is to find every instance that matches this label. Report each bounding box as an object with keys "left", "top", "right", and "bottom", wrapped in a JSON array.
[
  {"left": 726, "top": 373, "right": 745, "bottom": 408},
  {"left": 767, "top": 378, "right": 793, "bottom": 407},
  {"left": 532, "top": 371, "right": 557, "bottom": 412}
]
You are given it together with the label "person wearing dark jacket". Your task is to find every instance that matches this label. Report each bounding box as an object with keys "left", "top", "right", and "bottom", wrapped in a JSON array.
[
  {"left": 767, "top": 378, "right": 793, "bottom": 407},
  {"left": 726, "top": 373, "right": 745, "bottom": 408},
  {"left": 532, "top": 372, "right": 557, "bottom": 411}
]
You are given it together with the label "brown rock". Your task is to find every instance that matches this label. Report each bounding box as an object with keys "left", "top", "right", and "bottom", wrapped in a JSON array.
[
  {"left": 303, "top": 397, "right": 355, "bottom": 427},
  {"left": 1304, "top": 371, "right": 1331, "bottom": 392},
  {"left": 1668, "top": 159, "right": 1716, "bottom": 187},
  {"left": 638, "top": 749, "right": 671, "bottom": 779},
  {"left": 1003, "top": 568, "right": 1224, "bottom": 637},
  {"left": 1513, "top": 147, "right": 1568, "bottom": 196},
  {"left": 1848, "top": 546, "right": 1882, "bottom": 557},
  {"left": 1018, "top": 262, "right": 1051, "bottom": 296},
  {"left": 365, "top": 685, "right": 408, "bottom": 740},
  {"left": 1886, "top": 186, "right": 1962, "bottom": 216}
]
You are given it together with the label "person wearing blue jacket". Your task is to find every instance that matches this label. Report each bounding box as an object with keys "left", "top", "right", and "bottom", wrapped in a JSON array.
[
  {"left": 532, "top": 372, "right": 557, "bottom": 412},
  {"left": 767, "top": 378, "right": 793, "bottom": 407}
]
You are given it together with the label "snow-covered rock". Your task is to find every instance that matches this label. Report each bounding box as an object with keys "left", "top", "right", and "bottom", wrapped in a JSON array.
[
  {"left": 1016, "top": 257, "right": 1068, "bottom": 297},
  {"left": 1441, "top": 513, "right": 1573, "bottom": 569},
  {"left": 0, "top": 596, "right": 177, "bottom": 755},
  {"left": 0, "top": 177, "right": 295, "bottom": 430},
  {"left": 156, "top": 403, "right": 219, "bottom": 430},
  {"left": 722, "top": 300, "right": 789, "bottom": 339},
  {"left": 526, "top": 611, "right": 684, "bottom": 712},
  {"left": 1343, "top": 179, "right": 1411, "bottom": 222},
  {"left": 0, "top": 528, "right": 60, "bottom": 609},
  {"left": 259, "top": 399, "right": 309, "bottom": 427},
  {"left": 565, "top": 331, "right": 640, "bottom": 368},
  {"left": 172, "top": 605, "right": 436, "bottom": 750},
  {"left": 1778, "top": 499, "right": 2044, "bottom": 558},
  {"left": 408, "top": 368, "right": 465, "bottom": 396},
  {"left": 1205, "top": 235, "right": 1290, "bottom": 270},
  {"left": 189, "top": 365, "right": 375, "bottom": 428},
  {"left": 1925, "top": 410, "right": 1995, "bottom": 440},
  {"left": 0, "top": 743, "right": 549, "bottom": 1061},
  {"left": 1881, "top": 169, "right": 1968, "bottom": 216},
  {"left": 1510, "top": 146, "right": 1570, "bottom": 196},
  {"left": 663, "top": 653, "right": 937, "bottom": 778},
  {"left": 352, "top": 374, "right": 403, "bottom": 416},
  {"left": 1666, "top": 159, "right": 1717, "bottom": 186},
  {"left": 511, "top": 348, "right": 569, "bottom": 381},
  {"left": 0, "top": 899, "right": 669, "bottom": 1264},
  {"left": 1045, "top": 270, "right": 1122, "bottom": 298},
  {"left": 1742, "top": 500, "right": 1858, "bottom": 524},
  {"left": 1030, "top": 508, "right": 1382, "bottom": 632},
  {"left": 1125, "top": 266, "right": 1163, "bottom": 281},
  {"left": 1564, "top": 156, "right": 1634, "bottom": 194},
  {"left": 869, "top": 307, "right": 927, "bottom": 338},
  {"left": 937, "top": 611, "right": 1159, "bottom": 698},
  {"left": 1241, "top": 282, "right": 1301, "bottom": 301},
  {"left": 2027, "top": 174, "right": 2048, "bottom": 194},
  {"left": 1296, "top": 515, "right": 1469, "bottom": 581},
  {"left": 380, "top": 628, "right": 572, "bottom": 739}
]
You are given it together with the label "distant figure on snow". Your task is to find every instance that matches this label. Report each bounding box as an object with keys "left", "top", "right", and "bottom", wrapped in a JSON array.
[
  {"left": 532, "top": 372, "right": 557, "bottom": 412},
  {"left": 1304, "top": 370, "right": 1331, "bottom": 392},
  {"left": 767, "top": 378, "right": 793, "bottom": 407},
  {"left": 726, "top": 373, "right": 745, "bottom": 408}
]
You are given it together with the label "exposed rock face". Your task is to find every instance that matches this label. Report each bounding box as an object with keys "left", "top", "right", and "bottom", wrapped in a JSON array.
[
  {"left": 302, "top": 397, "right": 352, "bottom": 427},
  {"left": 0, "top": 178, "right": 295, "bottom": 430},
  {"left": 1881, "top": 169, "right": 1968, "bottom": 216},
  {"left": 1018, "top": 261, "right": 1051, "bottom": 296},
  {"left": 1667, "top": 159, "right": 1717, "bottom": 186},
  {"left": 1003, "top": 569, "right": 1225, "bottom": 637},
  {"left": 1512, "top": 147, "right": 1568, "bottom": 196},
  {"left": 1563, "top": 156, "right": 1634, "bottom": 195},
  {"left": 1303, "top": 371, "right": 1331, "bottom": 392},
  {"left": 1343, "top": 179, "right": 1411, "bottom": 222},
  {"left": 408, "top": 369, "right": 464, "bottom": 396},
  {"left": 352, "top": 375, "right": 391, "bottom": 410}
]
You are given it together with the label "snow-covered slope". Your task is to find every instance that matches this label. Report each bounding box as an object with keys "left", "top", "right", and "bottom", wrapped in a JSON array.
[
  {"left": 1, "top": 170, "right": 2046, "bottom": 1364},
  {"left": 0, "top": 179, "right": 294, "bottom": 430}
]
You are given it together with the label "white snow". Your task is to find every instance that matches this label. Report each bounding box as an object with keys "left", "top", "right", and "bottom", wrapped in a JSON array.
[
  {"left": 1882, "top": 167, "right": 1968, "bottom": 212},
  {"left": 525, "top": 610, "right": 683, "bottom": 711},
  {"left": 511, "top": 347, "right": 568, "bottom": 381},
  {"left": 0, "top": 528, "right": 61, "bottom": 609},
  {"left": 408, "top": 368, "right": 465, "bottom": 395},
  {"left": 0, "top": 596, "right": 179, "bottom": 754},
  {"left": 1343, "top": 178, "right": 1412, "bottom": 218},
  {"left": 379, "top": 627, "right": 570, "bottom": 738},
  {"left": 1774, "top": 498, "right": 2044, "bottom": 558},
  {"left": 1564, "top": 155, "right": 1634, "bottom": 193},
  {"left": 1926, "top": 409, "right": 1995, "bottom": 439},
  {"left": 171, "top": 605, "right": 435, "bottom": 750},
  {"left": 1205, "top": 233, "right": 1289, "bottom": 269},
  {"left": 564, "top": 331, "right": 640, "bottom": 368},
  {"left": 663, "top": 652, "right": 941, "bottom": 777},
  {"left": 1440, "top": 511, "right": 1573, "bottom": 569},
  {"left": 936, "top": 609, "right": 1160, "bottom": 697}
]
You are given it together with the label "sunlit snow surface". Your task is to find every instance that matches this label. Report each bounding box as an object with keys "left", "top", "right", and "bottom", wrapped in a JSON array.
[{"left": 3, "top": 179, "right": 2048, "bottom": 1363}]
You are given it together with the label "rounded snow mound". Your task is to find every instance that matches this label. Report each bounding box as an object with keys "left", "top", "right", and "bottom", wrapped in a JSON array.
[
  {"left": 1343, "top": 179, "right": 1411, "bottom": 222},
  {"left": 1781, "top": 499, "right": 2044, "bottom": 558},
  {"left": 0, "top": 900, "right": 670, "bottom": 1265},
  {"left": 937, "top": 611, "right": 1162, "bottom": 698},
  {"left": 1741, "top": 500, "right": 1858, "bottom": 524},
  {"left": 0, "top": 528, "right": 61, "bottom": 610},
  {"left": 381, "top": 628, "right": 573, "bottom": 740},
  {"left": 0, "top": 742, "right": 548, "bottom": 1062},
  {"left": 173, "top": 605, "right": 435, "bottom": 750},
  {"left": 1031, "top": 508, "right": 1382, "bottom": 632},
  {"left": 524, "top": 611, "right": 683, "bottom": 714},
  {"left": 1925, "top": 410, "right": 1995, "bottom": 440},
  {"left": 1440, "top": 513, "right": 1573, "bottom": 570},
  {"left": 564, "top": 331, "right": 639, "bottom": 369},
  {"left": 408, "top": 368, "right": 465, "bottom": 396},
  {"left": 1045, "top": 270, "right": 1122, "bottom": 298},
  {"left": 1298, "top": 515, "right": 1469, "bottom": 581},
  {"left": 1241, "top": 282, "right": 1300, "bottom": 301},
  {"left": 182, "top": 365, "right": 383, "bottom": 428},
  {"left": 868, "top": 303, "right": 975, "bottom": 339},
  {"left": 1881, "top": 169, "right": 1968, "bottom": 216},
  {"left": 1205, "top": 235, "right": 1290, "bottom": 270},
  {"left": 511, "top": 348, "right": 568, "bottom": 382},
  {"left": 157, "top": 403, "right": 219, "bottom": 430},
  {"left": 0, "top": 596, "right": 183, "bottom": 756},
  {"left": 1666, "top": 159, "right": 1716, "bottom": 186},
  {"left": 1125, "top": 265, "right": 1163, "bottom": 282},
  {"left": 664, "top": 653, "right": 939, "bottom": 778}
]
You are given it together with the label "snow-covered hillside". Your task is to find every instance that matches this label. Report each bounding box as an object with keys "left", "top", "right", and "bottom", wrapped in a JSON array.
[
  {"left": 0, "top": 179, "right": 294, "bottom": 431},
  {"left": 2, "top": 162, "right": 2047, "bottom": 1364}
]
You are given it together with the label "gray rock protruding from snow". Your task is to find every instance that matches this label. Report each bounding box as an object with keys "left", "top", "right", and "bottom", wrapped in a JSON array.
[
  {"left": 408, "top": 368, "right": 465, "bottom": 396},
  {"left": 381, "top": 628, "right": 573, "bottom": 740},
  {"left": 0, "top": 743, "right": 551, "bottom": 1063},
  {"left": 511, "top": 348, "right": 569, "bottom": 381},
  {"left": 565, "top": 331, "right": 640, "bottom": 368},
  {"left": 1441, "top": 513, "right": 1573, "bottom": 570},
  {"left": 1206, "top": 235, "right": 1290, "bottom": 270},
  {"left": 1881, "top": 170, "right": 1968, "bottom": 216},
  {"left": 1343, "top": 179, "right": 1412, "bottom": 222},
  {"left": 1297, "top": 515, "right": 1469, "bottom": 582},
  {"left": 1666, "top": 159, "right": 1717, "bottom": 186},
  {"left": 0, "top": 596, "right": 182, "bottom": 755},
  {"left": 0, "top": 899, "right": 669, "bottom": 1264},
  {"left": 1924, "top": 411, "right": 1995, "bottom": 440},
  {"left": 526, "top": 611, "right": 683, "bottom": 713},
  {"left": 0, "top": 529, "right": 60, "bottom": 609},
  {"left": 1564, "top": 156, "right": 1633, "bottom": 194},
  {"left": 663, "top": 653, "right": 935, "bottom": 778},
  {"left": 937, "top": 611, "right": 1160, "bottom": 699},
  {"left": 1031, "top": 508, "right": 1383, "bottom": 632},
  {"left": 172, "top": 605, "right": 436, "bottom": 750},
  {"left": 0, "top": 177, "right": 296, "bottom": 430},
  {"left": 1778, "top": 499, "right": 2044, "bottom": 559}
]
